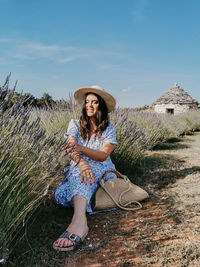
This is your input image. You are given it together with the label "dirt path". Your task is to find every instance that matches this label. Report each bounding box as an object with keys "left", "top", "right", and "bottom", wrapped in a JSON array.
[{"left": 62, "top": 132, "right": 200, "bottom": 267}]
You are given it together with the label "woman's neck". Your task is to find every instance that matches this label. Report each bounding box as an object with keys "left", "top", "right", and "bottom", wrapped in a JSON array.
[{"left": 89, "top": 117, "right": 97, "bottom": 131}]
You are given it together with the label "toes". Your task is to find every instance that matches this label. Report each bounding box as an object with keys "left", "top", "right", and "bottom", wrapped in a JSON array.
[
  {"left": 54, "top": 238, "right": 73, "bottom": 248},
  {"left": 63, "top": 241, "right": 68, "bottom": 247},
  {"left": 53, "top": 239, "right": 60, "bottom": 247},
  {"left": 59, "top": 238, "right": 65, "bottom": 247},
  {"left": 64, "top": 239, "right": 70, "bottom": 247},
  {"left": 54, "top": 238, "right": 64, "bottom": 247},
  {"left": 63, "top": 239, "right": 73, "bottom": 247}
]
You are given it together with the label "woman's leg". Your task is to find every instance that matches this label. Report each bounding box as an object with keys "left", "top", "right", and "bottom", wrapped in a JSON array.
[{"left": 54, "top": 195, "right": 89, "bottom": 248}]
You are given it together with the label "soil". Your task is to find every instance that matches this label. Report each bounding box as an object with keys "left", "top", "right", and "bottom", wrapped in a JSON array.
[{"left": 61, "top": 132, "right": 200, "bottom": 267}]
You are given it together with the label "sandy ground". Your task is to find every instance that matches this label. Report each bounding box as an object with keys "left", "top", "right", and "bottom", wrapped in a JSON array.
[{"left": 61, "top": 132, "right": 200, "bottom": 267}]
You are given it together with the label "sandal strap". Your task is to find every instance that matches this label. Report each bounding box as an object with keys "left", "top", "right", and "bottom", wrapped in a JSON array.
[{"left": 60, "top": 231, "right": 83, "bottom": 249}]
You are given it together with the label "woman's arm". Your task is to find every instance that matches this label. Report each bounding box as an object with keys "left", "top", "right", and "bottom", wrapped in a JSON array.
[
  {"left": 76, "top": 142, "right": 114, "bottom": 162},
  {"left": 63, "top": 136, "right": 114, "bottom": 162},
  {"left": 62, "top": 137, "right": 95, "bottom": 186}
]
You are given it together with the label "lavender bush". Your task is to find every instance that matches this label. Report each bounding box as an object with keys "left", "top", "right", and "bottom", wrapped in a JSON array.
[
  {"left": 0, "top": 81, "right": 67, "bottom": 261},
  {"left": 30, "top": 106, "right": 80, "bottom": 138},
  {"left": 122, "top": 108, "right": 200, "bottom": 149},
  {"left": 110, "top": 109, "right": 152, "bottom": 172},
  {"left": 126, "top": 109, "right": 172, "bottom": 148},
  {"left": 178, "top": 111, "right": 200, "bottom": 132}
]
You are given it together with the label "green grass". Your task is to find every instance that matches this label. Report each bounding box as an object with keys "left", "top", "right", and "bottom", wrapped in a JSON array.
[{"left": 8, "top": 201, "right": 74, "bottom": 267}]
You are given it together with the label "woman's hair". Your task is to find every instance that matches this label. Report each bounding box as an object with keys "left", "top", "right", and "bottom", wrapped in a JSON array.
[{"left": 79, "top": 93, "right": 109, "bottom": 140}]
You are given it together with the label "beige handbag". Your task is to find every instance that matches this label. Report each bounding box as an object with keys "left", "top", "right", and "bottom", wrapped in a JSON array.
[{"left": 93, "top": 170, "right": 149, "bottom": 211}]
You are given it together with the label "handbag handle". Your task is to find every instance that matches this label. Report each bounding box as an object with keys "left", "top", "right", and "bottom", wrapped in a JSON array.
[
  {"left": 100, "top": 169, "right": 142, "bottom": 211},
  {"left": 102, "top": 169, "right": 124, "bottom": 180},
  {"left": 99, "top": 180, "right": 142, "bottom": 211}
]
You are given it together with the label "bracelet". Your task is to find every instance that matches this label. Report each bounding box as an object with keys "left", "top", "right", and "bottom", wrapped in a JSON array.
[{"left": 64, "top": 142, "right": 81, "bottom": 166}]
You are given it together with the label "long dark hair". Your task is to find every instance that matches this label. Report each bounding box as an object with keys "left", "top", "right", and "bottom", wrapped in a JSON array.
[{"left": 79, "top": 93, "right": 109, "bottom": 140}]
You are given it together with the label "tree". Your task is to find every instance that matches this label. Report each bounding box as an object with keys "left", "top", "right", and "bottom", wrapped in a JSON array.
[
  {"left": 36, "top": 93, "right": 55, "bottom": 108},
  {"left": 41, "top": 93, "right": 53, "bottom": 103}
]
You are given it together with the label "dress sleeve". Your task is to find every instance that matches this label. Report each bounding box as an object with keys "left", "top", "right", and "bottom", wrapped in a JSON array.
[
  {"left": 101, "top": 124, "right": 118, "bottom": 145},
  {"left": 64, "top": 119, "right": 79, "bottom": 139}
]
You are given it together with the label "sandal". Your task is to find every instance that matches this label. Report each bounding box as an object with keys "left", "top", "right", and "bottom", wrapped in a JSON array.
[{"left": 53, "top": 230, "right": 88, "bottom": 251}]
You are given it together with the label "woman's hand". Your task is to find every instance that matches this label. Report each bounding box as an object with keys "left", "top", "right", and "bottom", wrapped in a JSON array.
[
  {"left": 62, "top": 136, "right": 76, "bottom": 150},
  {"left": 62, "top": 136, "right": 82, "bottom": 154},
  {"left": 62, "top": 137, "right": 95, "bottom": 185},
  {"left": 79, "top": 160, "right": 95, "bottom": 186}
]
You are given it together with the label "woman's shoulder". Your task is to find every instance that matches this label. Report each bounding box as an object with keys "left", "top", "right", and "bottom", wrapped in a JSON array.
[
  {"left": 65, "top": 119, "right": 80, "bottom": 138},
  {"left": 109, "top": 123, "right": 115, "bottom": 128},
  {"left": 67, "top": 119, "right": 80, "bottom": 129},
  {"left": 101, "top": 123, "right": 117, "bottom": 144},
  {"left": 102, "top": 123, "right": 116, "bottom": 135},
  {"left": 69, "top": 119, "right": 79, "bottom": 126},
  {"left": 105, "top": 123, "right": 116, "bottom": 131}
]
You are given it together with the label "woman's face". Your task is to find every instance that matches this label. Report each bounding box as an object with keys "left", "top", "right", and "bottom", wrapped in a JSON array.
[{"left": 85, "top": 93, "right": 99, "bottom": 118}]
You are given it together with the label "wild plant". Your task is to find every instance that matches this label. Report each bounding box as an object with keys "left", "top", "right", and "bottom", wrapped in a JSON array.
[
  {"left": 127, "top": 110, "right": 171, "bottom": 148},
  {"left": 30, "top": 105, "right": 80, "bottom": 137},
  {"left": 179, "top": 111, "right": 200, "bottom": 132},
  {"left": 0, "top": 80, "right": 67, "bottom": 261},
  {"left": 110, "top": 109, "right": 151, "bottom": 173}
]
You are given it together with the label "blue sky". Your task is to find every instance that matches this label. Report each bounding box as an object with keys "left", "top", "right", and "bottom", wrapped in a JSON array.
[{"left": 0, "top": 0, "right": 200, "bottom": 108}]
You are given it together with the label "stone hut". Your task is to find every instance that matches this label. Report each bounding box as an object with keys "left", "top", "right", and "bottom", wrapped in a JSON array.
[{"left": 151, "top": 83, "right": 199, "bottom": 115}]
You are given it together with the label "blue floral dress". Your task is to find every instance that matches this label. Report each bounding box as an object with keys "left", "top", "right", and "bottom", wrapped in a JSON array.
[{"left": 55, "top": 119, "right": 118, "bottom": 214}]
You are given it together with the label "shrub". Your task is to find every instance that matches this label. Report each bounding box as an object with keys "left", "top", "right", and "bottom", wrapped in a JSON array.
[{"left": 0, "top": 88, "right": 65, "bottom": 260}]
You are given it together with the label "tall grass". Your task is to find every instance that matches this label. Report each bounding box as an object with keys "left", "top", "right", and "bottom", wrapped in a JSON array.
[
  {"left": 110, "top": 109, "right": 151, "bottom": 173},
  {"left": 1, "top": 77, "right": 200, "bottom": 263},
  {"left": 0, "top": 87, "right": 66, "bottom": 261}
]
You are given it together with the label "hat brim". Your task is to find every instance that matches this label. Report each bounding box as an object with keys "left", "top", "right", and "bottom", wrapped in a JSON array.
[{"left": 74, "top": 87, "right": 116, "bottom": 113}]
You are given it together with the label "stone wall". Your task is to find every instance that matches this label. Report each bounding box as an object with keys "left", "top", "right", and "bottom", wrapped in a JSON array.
[{"left": 153, "top": 103, "right": 198, "bottom": 115}]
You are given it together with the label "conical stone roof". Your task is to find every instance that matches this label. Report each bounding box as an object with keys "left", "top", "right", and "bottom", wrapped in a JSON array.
[{"left": 153, "top": 83, "right": 198, "bottom": 105}]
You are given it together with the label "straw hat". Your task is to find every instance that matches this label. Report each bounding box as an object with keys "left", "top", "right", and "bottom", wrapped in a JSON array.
[{"left": 74, "top": 85, "right": 116, "bottom": 113}]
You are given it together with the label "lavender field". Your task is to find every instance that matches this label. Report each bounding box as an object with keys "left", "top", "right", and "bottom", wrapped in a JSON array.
[{"left": 1, "top": 80, "right": 200, "bottom": 264}]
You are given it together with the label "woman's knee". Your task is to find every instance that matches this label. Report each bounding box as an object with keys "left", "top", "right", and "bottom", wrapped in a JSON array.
[{"left": 72, "top": 194, "right": 87, "bottom": 203}]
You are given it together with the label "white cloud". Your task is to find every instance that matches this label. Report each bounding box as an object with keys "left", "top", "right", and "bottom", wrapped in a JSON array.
[
  {"left": 25, "top": 43, "right": 74, "bottom": 52},
  {"left": 21, "top": 42, "right": 77, "bottom": 62},
  {"left": 0, "top": 38, "right": 11, "bottom": 43},
  {"left": 51, "top": 75, "right": 59, "bottom": 80},
  {"left": 0, "top": 38, "right": 130, "bottom": 68},
  {"left": 20, "top": 42, "right": 97, "bottom": 64},
  {"left": 0, "top": 39, "right": 82, "bottom": 64},
  {"left": 0, "top": 57, "right": 15, "bottom": 65},
  {"left": 122, "top": 87, "right": 132, "bottom": 92},
  {"left": 57, "top": 55, "right": 81, "bottom": 64},
  {"left": 99, "top": 63, "right": 123, "bottom": 71}
]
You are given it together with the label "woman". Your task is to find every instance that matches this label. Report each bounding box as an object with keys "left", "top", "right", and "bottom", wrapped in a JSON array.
[{"left": 53, "top": 85, "right": 117, "bottom": 251}]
